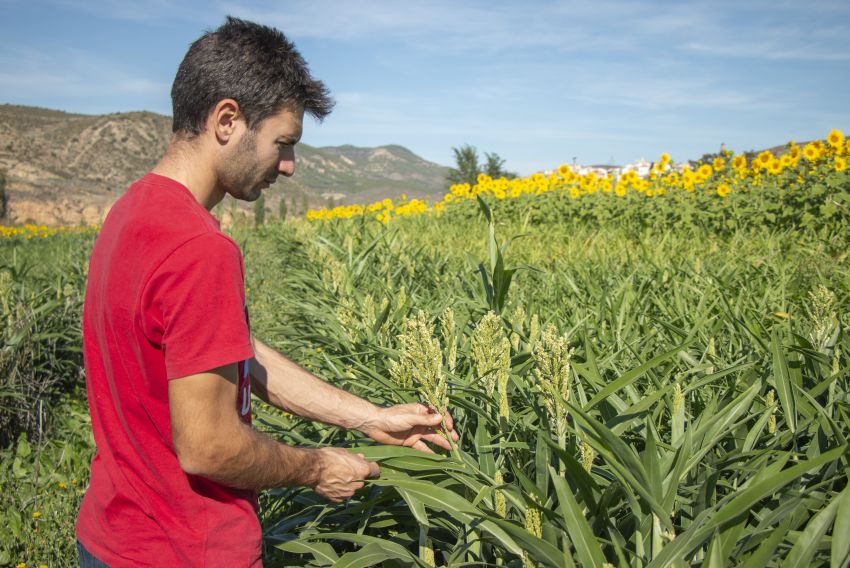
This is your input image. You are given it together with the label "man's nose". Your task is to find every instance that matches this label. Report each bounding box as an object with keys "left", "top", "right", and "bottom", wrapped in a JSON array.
[
  {"left": 278, "top": 158, "right": 295, "bottom": 177},
  {"left": 278, "top": 146, "right": 296, "bottom": 177}
]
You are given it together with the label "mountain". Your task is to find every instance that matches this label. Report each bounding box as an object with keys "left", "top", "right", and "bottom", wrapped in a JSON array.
[{"left": 0, "top": 104, "right": 449, "bottom": 225}]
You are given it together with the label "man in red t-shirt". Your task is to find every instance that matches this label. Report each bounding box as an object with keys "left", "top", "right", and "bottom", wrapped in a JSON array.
[{"left": 76, "top": 17, "right": 458, "bottom": 567}]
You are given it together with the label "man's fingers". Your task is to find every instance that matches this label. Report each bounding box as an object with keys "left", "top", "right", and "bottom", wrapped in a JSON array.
[
  {"left": 366, "top": 461, "right": 381, "bottom": 478},
  {"left": 412, "top": 439, "right": 435, "bottom": 454},
  {"left": 420, "top": 407, "right": 443, "bottom": 426},
  {"left": 420, "top": 405, "right": 458, "bottom": 437},
  {"left": 421, "top": 432, "right": 452, "bottom": 451},
  {"left": 443, "top": 411, "right": 455, "bottom": 431},
  {"left": 355, "top": 453, "right": 380, "bottom": 479}
]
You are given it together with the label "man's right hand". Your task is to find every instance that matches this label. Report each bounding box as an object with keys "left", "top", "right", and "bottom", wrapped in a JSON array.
[
  {"left": 312, "top": 448, "right": 380, "bottom": 503},
  {"left": 170, "top": 363, "right": 380, "bottom": 496}
]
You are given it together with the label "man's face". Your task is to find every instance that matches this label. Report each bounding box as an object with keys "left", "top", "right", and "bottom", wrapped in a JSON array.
[{"left": 219, "top": 107, "right": 304, "bottom": 202}]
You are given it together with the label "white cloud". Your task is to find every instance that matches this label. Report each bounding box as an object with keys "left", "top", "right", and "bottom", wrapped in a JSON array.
[
  {"left": 685, "top": 40, "right": 850, "bottom": 62},
  {"left": 216, "top": 0, "right": 662, "bottom": 53},
  {"left": 50, "top": 0, "right": 205, "bottom": 23},
  {"left": 0, "top": 44, "right": 168, "bottom": 102}
]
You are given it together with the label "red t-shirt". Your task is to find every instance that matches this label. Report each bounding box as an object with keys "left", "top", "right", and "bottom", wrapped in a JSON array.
[{"left": 76, "top": 173, "right": 262, "bottom": 567}]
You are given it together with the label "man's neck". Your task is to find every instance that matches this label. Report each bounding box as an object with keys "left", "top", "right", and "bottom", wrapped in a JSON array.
[{"left": 151, "top": 138, "right": 224, "bottom": 211}]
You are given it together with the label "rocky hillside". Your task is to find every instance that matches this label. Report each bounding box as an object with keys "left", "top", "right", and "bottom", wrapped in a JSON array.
[{"left": 0, "top": 104, "right": 449, "bottom": 225}]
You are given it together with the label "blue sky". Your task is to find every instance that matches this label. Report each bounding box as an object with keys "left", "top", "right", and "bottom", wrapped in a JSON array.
[{"left": 2, "top": 0, "right": 849, "bottom": 175}]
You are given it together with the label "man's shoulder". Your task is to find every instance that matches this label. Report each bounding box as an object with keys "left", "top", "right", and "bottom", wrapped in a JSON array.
[
  {"left": 107, "top": 174, "right": 231, "bottom": 243},
  {"left": 95, "top": 175, "right": 241, "bottom": 275}
]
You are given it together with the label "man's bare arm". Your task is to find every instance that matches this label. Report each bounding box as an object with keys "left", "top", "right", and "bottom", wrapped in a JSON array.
[
  {"left": 249, "top": 339, "right": 379, "bottom": 431},
  {"left": 249, "top": 338, "right": 460, "bottom": 453},
  {"left": 169, "top": 362, "right": 378, "bottom": 501}
]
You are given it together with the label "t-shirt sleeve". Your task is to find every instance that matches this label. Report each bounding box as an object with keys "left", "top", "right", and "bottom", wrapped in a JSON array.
[{"left": 140, "top": 232, "right": 255, "bottom": 380}]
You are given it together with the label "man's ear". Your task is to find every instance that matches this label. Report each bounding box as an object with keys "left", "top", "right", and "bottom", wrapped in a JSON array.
[{"left": 209, "top": 99, "right": 241, "bottom": 144}]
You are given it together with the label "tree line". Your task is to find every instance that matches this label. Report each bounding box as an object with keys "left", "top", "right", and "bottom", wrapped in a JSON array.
[{"left": 446, "top": 144, "right": 516, "bottom": 188}]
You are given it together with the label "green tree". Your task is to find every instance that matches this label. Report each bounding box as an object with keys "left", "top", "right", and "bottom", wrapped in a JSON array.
[
  {"left": 483, "top": 152, "right": 516, "bottom": 179},
  {"left": 446, "top": 146, "right": 515, "bottom": 189},
  {"left": 279, "top": 196, "right": 288, "bottom": 220},
  {"left": 0, "top": 169, "right": 7, "bottom": 221},
  {"left": 446, "top": 144, "right": 481, "bottom": 188},
  {"left": 254, "top": 194, "right": 266, "bottom": 226}
]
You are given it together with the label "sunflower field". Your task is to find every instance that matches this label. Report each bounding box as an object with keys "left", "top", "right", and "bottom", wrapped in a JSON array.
[{"left": 2, "top": 130, "right": 849, "bottom": 567}]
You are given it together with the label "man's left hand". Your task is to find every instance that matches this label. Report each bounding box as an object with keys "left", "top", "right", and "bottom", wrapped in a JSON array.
[{"left": 360, "top": 403, "right": 460, "bottom": 454}]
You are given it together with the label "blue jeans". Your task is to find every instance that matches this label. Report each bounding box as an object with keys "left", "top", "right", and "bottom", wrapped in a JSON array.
[{"left": 77, "top": 540, "right": 110, "bottom": 567}]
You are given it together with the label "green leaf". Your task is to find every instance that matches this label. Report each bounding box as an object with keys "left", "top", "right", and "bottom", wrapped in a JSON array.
[
  {"left": 488, "top": 516, "right": 571, "bottom": 567},
  {"left": 568, "top": 401, "right": 672, "bottom": 531},
  {"left": 738, "top": 518, "right": 792, "bottom": 568},
  {"left": 476, "top": 418, "right": 496, "bottom": 477},
  {"left": 832, "top": 485, "right": 850, "bottom": 568},
  {"left": 397, "top": 486, "right": 430, "bottom": 528},
  {"left": 743, "top": 405, "right": 773, "bottom": 453},
  {"left": 782, "top": 489, "right": 841, "bottom": 568},
  {"left": 549, "top": 466, "right": 608, "bottom": 567},
  {"left": 703, "top": 531, "right": 726, "bottom": 568},
  {"left": 369, "top": 477, "right": 524, "bottom": 556},
  {"left": 585, "top": 343, "right": 687, "bottom": 410},
  {"left": 535, "top": 430, "right": 550, "bottom": 495},
  {"left": 275, "top": 540, "right": 340, "bottom": 566},
  {"left": 476, "top": 194, "right": 493, "bottom": 224},
  {"left": 353, "top": 446, "right": 448, "bottom": 461},
  {"left": 334, "top": 542, "right": 418, "bottom": 568},
  {"left": 771, "top": 330, "right": 797, "bottom": 433},
  {"left": 299, "top": 532, "right": 419, "bottom": 560},
  {"left": 16, "top": 435, "right": 31, "bottom": 458},
  {"left": 648, "top": 444, "right": 846, "bottom": 568}
]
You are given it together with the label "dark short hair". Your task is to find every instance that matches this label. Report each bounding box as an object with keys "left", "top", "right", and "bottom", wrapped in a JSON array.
[{"left": 171, "top": 16, "right": 334, "bottom": 135}]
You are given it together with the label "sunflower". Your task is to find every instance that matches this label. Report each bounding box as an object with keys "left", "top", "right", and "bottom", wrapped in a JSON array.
[
  {"left": 758, "top": 151, "right": 773, "bottom": 165},
  {"left": 713, "top": 156, "right": 725, "bottom": 170},
  {"left": 698, "top": 164, "right": 713, "bottom": 178},
  {"left": 558, "top": 164, "right": 570, "bottom": 177},
  {"left": 827, "top": 129, "right": 844, "bottom": 149},
  {"left": 660, "top": 152, "right": 671, "bottom": 163},
  {"left": 717, "top": 184, "right": 731, "bottom": 197},
  {"left": 803, "top": 143, "right": 820, "bottom": 161},
  {"left": 835, "top": 157, "right": 847, "bottom": 171},
  {"left": 732, "top": 155, "right": 747, "bottom": 169},
  {"left": 767, "top": 160, "right": 782, "bottom": 175}
]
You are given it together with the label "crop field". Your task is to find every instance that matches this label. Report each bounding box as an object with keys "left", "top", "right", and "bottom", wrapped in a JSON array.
[{"left": 1, "top": 133, "right": 849, "bottom": 567}]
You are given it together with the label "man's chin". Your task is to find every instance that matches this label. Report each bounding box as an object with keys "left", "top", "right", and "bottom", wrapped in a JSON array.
[{"left": 240, "top": 186, "right": 263, "bottom": 202}]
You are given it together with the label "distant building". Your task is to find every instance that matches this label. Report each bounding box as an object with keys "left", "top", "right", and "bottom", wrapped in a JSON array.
[
  {"left": 618, "top": 159, "right": 652, "bottom": 178},
  {"left": 320, "top": 192, "right": 347, "bottom": 203},
  {"left": 544, "top": 158, "right": 685, "bottom": 181}
]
